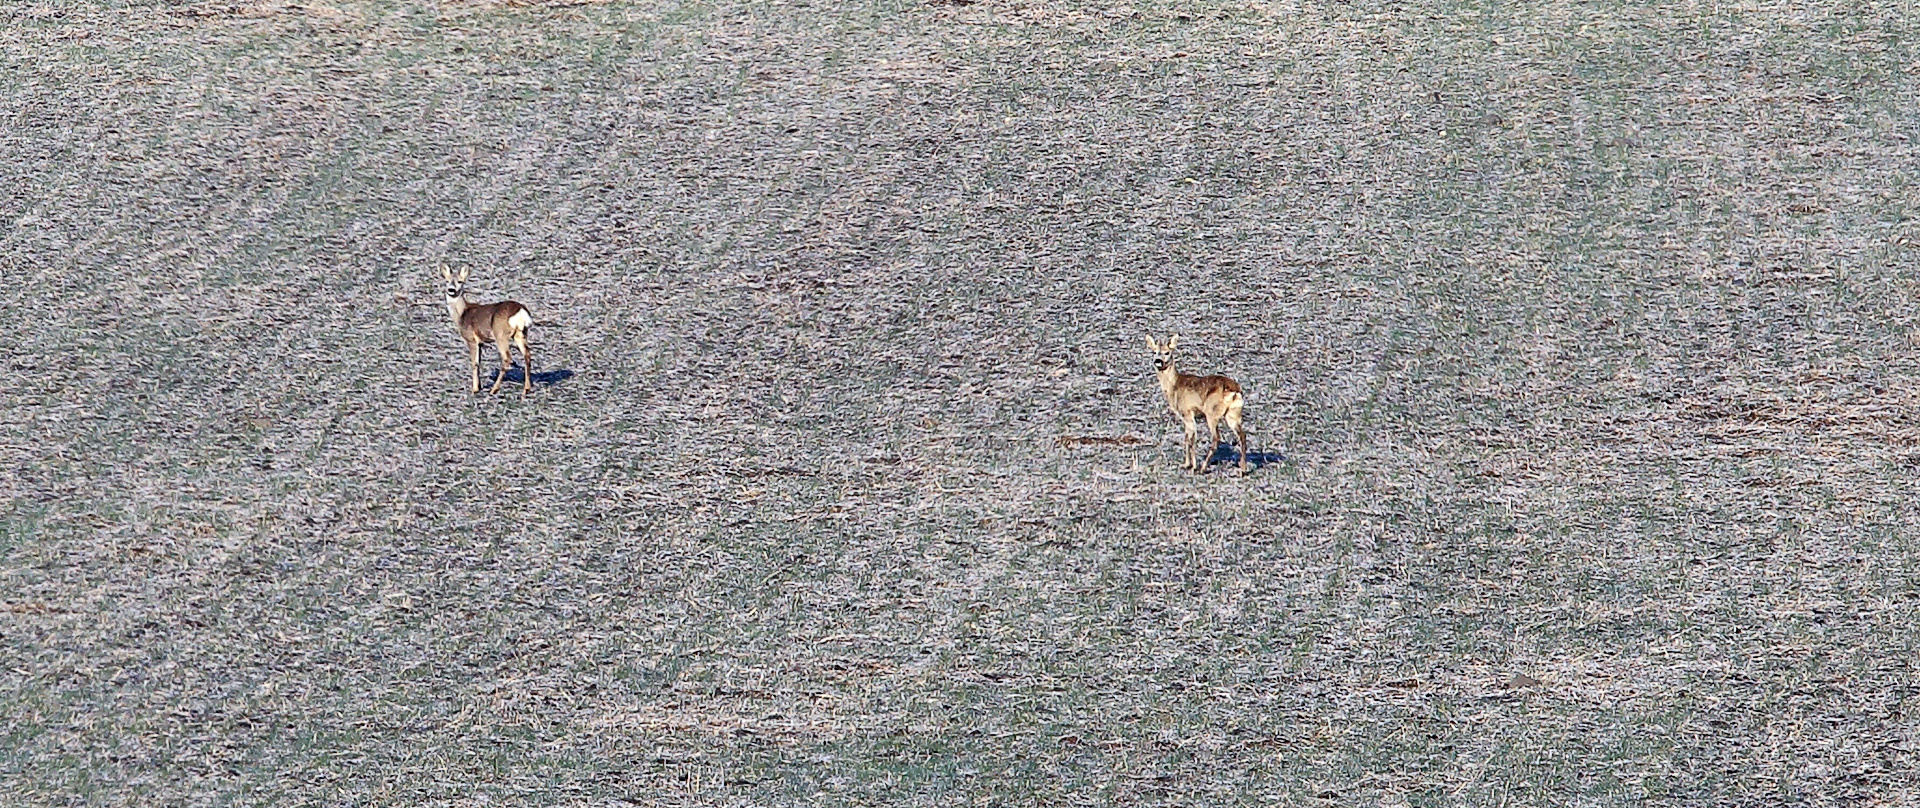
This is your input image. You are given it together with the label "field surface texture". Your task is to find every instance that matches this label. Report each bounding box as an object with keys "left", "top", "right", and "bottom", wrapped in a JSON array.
[{"left": 5, "top": 0, "right": 1920, "bottom": 804}]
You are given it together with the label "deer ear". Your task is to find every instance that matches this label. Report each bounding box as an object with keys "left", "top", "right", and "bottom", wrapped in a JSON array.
[
  {"left": 457, "top": 267, "right": 471, "bottom": 283},
  {"left": 441, "top": 264, "right": 452, "bottom": 281},
  {"left": 1168, "top": 334, "right": 1180, "bottom": 350},
  {"left": 1144, "top": 334, "right": 1159, "bottom": 351}
]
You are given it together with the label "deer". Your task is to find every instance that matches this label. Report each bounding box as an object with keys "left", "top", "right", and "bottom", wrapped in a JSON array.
[
  {"left": 1145, "top": 333, "right": 1250, "bottom": 473},
  {"left": 443, "top": 266, "right": 534, "bottom": 396}
]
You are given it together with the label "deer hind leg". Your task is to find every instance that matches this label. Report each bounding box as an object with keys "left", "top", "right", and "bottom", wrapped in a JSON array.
[
  {"left": 489, "top": 338, "right": 512, "bottom": 394},
  {"left": 514, "top": 329, "right": 532, "bottom": 395},
  {"left": 1204, "top": 411, "right": 1225, "bottom": 471},
  {"left": 1226, "top": 406, "right": 1249, "bottom": 472}
]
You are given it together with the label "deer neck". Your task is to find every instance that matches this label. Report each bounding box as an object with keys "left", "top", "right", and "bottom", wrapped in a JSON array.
[
  {"left": 1156, "top": 364, "right": 1181, "bottom": 398},
  {"left": 446, "top": 295, "right": 469, "bottom": 324}
]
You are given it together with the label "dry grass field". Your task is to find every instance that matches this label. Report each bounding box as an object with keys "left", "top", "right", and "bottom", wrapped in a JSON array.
[{"left": 5, "top": 0, "right": 1920, "bottom": 804}]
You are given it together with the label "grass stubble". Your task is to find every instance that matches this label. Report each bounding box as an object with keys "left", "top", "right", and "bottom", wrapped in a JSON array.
[{"left": 3, "top": 0, "right": 1920, "bottom": 804}]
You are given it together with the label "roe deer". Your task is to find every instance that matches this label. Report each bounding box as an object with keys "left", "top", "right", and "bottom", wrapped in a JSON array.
[
  {"left": 1146, "top": 333, "right": 1249, "bottom": 472},
  {"left": 443, "top": 266, "right": 534, "bottom": 396}
]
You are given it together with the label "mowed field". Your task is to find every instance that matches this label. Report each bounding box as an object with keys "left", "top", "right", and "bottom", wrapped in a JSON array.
[{"left": 6, "top": 0, "right": 1920, "bottom": 804}]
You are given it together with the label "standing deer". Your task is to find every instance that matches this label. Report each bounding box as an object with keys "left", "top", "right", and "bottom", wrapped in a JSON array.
[
  {"left": 1146, "top": 333, "right": 1249, "bottom": 473},
  {"left": 443, "top": 266, "right": 534, "bottom": 396}
]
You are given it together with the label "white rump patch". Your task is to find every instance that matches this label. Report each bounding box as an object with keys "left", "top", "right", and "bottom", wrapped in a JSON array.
[{"left": 509, "top": 309, "right": 533, "bottom": 331}]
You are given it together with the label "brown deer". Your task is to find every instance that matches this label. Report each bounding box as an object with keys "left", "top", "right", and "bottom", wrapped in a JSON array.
[
  {"left": 1146, "top": 334, "right": 1249, "bottom": 473},
  {"left": 443, "top": 266, "right": 534, "bottom": 396}
]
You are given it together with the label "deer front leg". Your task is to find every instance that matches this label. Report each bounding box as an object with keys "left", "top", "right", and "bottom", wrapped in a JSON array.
[
  {"left": 1181, "top": 412, "right": 1199, "bottom": 471},
  {"left": 468, "top": 340, "right": 482, "bottom": 394}
]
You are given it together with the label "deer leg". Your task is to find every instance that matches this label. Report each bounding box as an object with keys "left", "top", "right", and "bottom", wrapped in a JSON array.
[
  {"left": 1181, "top": 412, "right": 1199, "bottom": 471},
  {"left": 516, "top": 331, "right": 532, "bottom": 396},
  {"left": 1228, "top": 410, "right": 1249, "bottom": 472},
  {"left": 1205, "top": 413, "right": 1224, "bottom": 470},
  {"left": 468, "top": 340, "right": 482, "bottom": 394},
  {"left": 489, "top": 339, "right": 511, "bottom": 394}
]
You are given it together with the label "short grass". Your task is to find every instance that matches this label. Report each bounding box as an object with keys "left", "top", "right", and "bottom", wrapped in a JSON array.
[{"left": 5, "top": 0, "right": 1920, "bottom": 804}]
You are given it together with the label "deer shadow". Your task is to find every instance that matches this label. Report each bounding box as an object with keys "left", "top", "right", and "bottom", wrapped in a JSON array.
[
  {"left": 1202, "top": 443, "right": 1285, "bottom": 472},
  {"left": 483, "top": 367, "right": 576, "bottom": 388}
]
